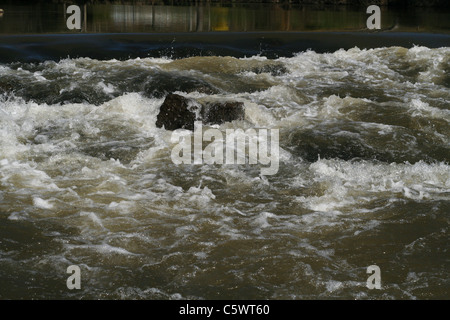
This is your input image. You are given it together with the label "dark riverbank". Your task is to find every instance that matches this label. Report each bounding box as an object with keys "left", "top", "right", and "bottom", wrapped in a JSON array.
[
  {"left": 1, "top": 0, "right": 449, "bottom": 8},
  {"left": 1, "top": 2, "right": 449, "bottom": 35}
]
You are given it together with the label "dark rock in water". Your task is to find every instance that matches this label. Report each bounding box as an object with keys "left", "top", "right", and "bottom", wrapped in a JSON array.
[
  {"left": 144, "top": 72, "right": 219, "bottom": 98},
  {"left": 156, "top": 94, "right": 245, "bottom": 130},
  {"left": 202, "top": 101, "right": 245, "bottom": 125},
  {"left": 251, "top": 63, "right": 288, "bottom": 76},
  {"left": 156, "top": 93, "right": 199, "bottom": 131},
  {"left": 0, "top": 79, "right": 15, "bottom": 94}
]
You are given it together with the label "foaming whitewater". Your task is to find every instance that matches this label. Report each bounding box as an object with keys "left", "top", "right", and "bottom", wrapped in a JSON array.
[{"left": 0, "top": 46, "right": 449, "bottom": 299}]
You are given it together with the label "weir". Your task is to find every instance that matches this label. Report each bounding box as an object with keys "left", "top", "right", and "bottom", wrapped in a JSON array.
[{"left": 0, "top": 32, "right": 450, "bottom": 63}]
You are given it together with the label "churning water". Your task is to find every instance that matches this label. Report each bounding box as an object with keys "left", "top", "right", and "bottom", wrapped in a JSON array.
[{"left": 0, "top": 38, "right": 449, "bottom": 299}]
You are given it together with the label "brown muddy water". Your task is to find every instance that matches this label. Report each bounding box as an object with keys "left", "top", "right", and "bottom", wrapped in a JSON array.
[{"left": 0, "top": 2, "right": 449, "bottom": 300}]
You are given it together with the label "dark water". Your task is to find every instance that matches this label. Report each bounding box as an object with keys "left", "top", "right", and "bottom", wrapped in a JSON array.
[{"left": 0, "top": 3, "right": 449, "bottom": 301}]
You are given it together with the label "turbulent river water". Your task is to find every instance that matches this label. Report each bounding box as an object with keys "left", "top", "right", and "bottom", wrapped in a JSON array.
[{"left": 0, "top": 37, "right": 449, "bottom": 299}]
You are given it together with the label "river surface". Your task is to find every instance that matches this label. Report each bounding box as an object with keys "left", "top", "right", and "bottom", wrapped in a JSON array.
[{"left": 0, "top": 3, "right": 449, "bottom": 300}]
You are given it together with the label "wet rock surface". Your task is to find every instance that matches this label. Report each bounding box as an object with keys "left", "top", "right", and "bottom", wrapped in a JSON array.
[
  {"left": 156, "top": 93, "right": 245, "bottom": 130},
  {"left": 156, "top": 93, "right": 198, "bottom": 130},
  {"left": 202, "top": 101, "right": 245, "bottom": 126}
]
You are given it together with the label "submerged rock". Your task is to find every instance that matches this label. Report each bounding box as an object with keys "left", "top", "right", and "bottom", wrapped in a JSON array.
[
  {"left": 144, "top": 72, "right": 219, "bottom": 99},
  {"left": 156, "top": 93, "right": 245, "bottom": 130},
  {"left": 0, "top": 80, "right": 14, "bottom": 93}
]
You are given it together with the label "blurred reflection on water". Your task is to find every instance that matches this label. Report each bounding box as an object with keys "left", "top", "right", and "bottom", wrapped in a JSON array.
[{"left": 0, "top": 2, "right": 449, "bottom": 34}]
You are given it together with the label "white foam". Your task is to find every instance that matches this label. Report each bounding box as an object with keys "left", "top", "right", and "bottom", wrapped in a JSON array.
[
  {"left": 184, "top": 185, "right": 216, "bottom": 207},
  {"left": 80, "top": 211, "right": 104, "bottom": 228},
  {"left": 67, "top": 243, "right": 138, "bottom": 256},
  {"left": 7, "top": 212, "right": 29, "bottom": 221},
  {"left": 33, "top": 197, "right": 54, "bottom": 210},
  {"left": 244, "top": 101, "right": 278, "bottom": 127},
  {"left": 1, "top": 161, "right": 60, "bottom": 190},
  {"left": 409, "top": 98, "right": 450, "bottom": 122},
  {"left": 96, "top": 81, "right": 116, "bottom": 94},
  {"left": 295, "top": 159, "right": 450, "bottom": 212},
  {"left": 252, "top": 211, "right": 276, "bottom": 229},
  {"left": 407, "top": 46, "right": 450, "bottom": 84},
  {"left": 325, "top": 280, "right": 344, "bottom": 293},
  {"left": 33, "top": 71, "right": 47, "bottom": 82},
  {"left": 93, "top": 93, "right": 162, "bottom": 131},
  {"left": 107, "top": 200, "right": 136, "bottom": 214}
]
